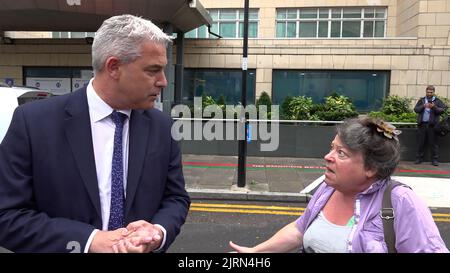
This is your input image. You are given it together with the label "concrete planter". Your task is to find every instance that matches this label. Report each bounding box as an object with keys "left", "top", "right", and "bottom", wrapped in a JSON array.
[{"left": 178, "top": 121, "right": 450, "bottom": 162}]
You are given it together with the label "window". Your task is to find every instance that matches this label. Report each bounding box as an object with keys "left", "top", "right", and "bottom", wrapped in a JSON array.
[
  {"left": 183, "top": 69, "right": 256, "bottom": 105},
  {"left": 272, "top": 70, "right": 390, "bottom": 112},
  {"left": 185, "top": 9, "right": 259, "bottom": 39},
  {"left": 24, "top": 67, "right": 93, "bottom": 95},
  {"left": 276, "top": 7, "right": 386, "bottom": 38},
  {"left": 52, "top": 32, "right": 95, "bottom": 38}
]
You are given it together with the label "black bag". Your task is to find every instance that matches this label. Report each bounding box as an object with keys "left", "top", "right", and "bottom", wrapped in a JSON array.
[{"left": 435, "top": 116, "right": 450, "bottom": 137}]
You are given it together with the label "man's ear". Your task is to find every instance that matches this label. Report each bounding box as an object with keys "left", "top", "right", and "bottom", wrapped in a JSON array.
[{"left": 105, "top": 57, "right": 121, "bottom": 80}]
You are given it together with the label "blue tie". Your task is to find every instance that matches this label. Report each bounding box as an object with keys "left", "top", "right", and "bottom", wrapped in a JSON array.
[{"left": 108, "top": 110, "right": 127, "bottom": 230}]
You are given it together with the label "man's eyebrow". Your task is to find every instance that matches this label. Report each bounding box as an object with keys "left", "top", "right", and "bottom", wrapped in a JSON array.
[{"left": 145, "top": 64, "right": 165, "bottom": 69}]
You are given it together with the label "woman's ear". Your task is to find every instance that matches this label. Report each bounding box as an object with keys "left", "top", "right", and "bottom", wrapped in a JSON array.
[
  {"left": 365, "top": 167, "right": 377, "bottom": 179},
  {"left": 105, "top": 57, "right": 121, "bottom": 80}
]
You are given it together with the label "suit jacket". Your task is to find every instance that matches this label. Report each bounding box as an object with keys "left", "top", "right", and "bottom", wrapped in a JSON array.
[
  {"left": 0, "top": 87, "right": 190, "bottom": 253},
  {"left": 413, "top": 96, "right": 447, "bottom": 125}
]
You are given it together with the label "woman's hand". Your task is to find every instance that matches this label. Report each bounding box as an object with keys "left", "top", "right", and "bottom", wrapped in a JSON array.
[{"left": 229, "top": 241, "right": 256, "bottom": 253}]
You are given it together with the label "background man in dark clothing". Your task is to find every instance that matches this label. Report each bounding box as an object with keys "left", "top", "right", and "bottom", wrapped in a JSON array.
[{"left": 414, "top": 85, "right": 447, "bottom": 166}]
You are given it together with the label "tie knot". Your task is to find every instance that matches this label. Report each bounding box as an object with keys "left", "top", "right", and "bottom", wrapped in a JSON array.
[{"left": 111, "top": 111, "right": 127, "bottom": 127}]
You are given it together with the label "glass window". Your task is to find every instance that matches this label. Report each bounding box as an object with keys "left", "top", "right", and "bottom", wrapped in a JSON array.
[
  {"left": 331, "top": 21, "right": 341, "bottom": 37},
  {"left": 187, "top": 9, "right": 258, "bottom": 39},
  {"left": 276, "top": 7, "right": 386, "bottom": 38},
  {"left": 272, "top": 70, "right": 389, "bottom": 112},
  {"left": 185, "top": 29, "right": 196, "bottom": 38},
  {"left": 198, "top": 25, "right": 208, "bottom": 38},
  {"left": 374, "top": 21, "right": 385, "bottom": 37},
  {"left": 277, "top": 9, "right": 287, "bottom": 20},
  {"left": 332, "top": 8, "right": 342, "bottom": 18},
  {"left": 276, "top": 22, "right": 286, "bottom": 37},
  {"left": 319, "top": 9, "right": 329, "bottom": 19},
  {"left": 220, "top": 22, "right": 236, "bottom": 38},
  {"left": 363, "top": 21, "right": 374, "bottom": 37},
  {"left": 342, "top": 21, "right": 361, "bottom": 37},
  {"left": 287, "top": 9, "right": 297, "bottom": 19},
  {"left": 183, "top": 69, "right": 256, "bottom": 105},
  {"left": 24, "top": 67, "right": 93, "bottom": 94},
  {"left": 286, "top": 22, "right": 297, "bottom": 37},
  {"left": 318, "top": 22, "right": 328, "bottom": 37},
  {"left": 343, "top": 8, "right": 361, "bottom": 18},
  {"left": 239, "top": 10, "right": 258, "bottom": 20},
  {"left": 220, "top": 10, "right": 236, "bottom": 20},
  {"left": 70, "top": 32, "right": 85, "bottom": 38},
  {"left": 300, "top": 8, "right": 317, "bottom": 19},
  {"left": 239, "top": 22, "right": 258, "bottom": 38},
  {"left": 364, "top": 8, "right": 375, "bottom": 18},
  {"left": 209, "top": 10, "right": 219, "bottom": 20},
  {"left": 375, "top": 9, "right": 386, "bottom": 18},
  {"left": 299, "top": 22, "right": 317, "bottom": 37},
  {"left": 211, "top": 23, "right": 219, "bottom": 35}
]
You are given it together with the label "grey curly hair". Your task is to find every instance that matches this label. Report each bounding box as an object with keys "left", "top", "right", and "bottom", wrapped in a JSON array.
[{"left": 336, "top": 117, "right": 401, "bottom": 179}]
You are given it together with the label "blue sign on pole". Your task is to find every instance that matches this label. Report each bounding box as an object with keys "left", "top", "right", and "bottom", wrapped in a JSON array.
[
  {"left": 5, "top": 78, "right": 14, "bottom": 87},
  {"left": 246, "top": 124, "right": 252, "bottom": 143}
]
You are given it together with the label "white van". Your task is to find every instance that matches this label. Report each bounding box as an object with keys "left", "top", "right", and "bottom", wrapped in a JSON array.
[{"left": 0, "top": 86, "right": 53, "bottom": 142}]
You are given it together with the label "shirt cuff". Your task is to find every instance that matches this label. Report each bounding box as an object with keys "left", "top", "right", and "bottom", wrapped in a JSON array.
[
  {"left": 153, "top": 224, "right": 167, "bottom": 252},
  {"left": 84, "top": 229, "right": 99, "bottom": 253}
]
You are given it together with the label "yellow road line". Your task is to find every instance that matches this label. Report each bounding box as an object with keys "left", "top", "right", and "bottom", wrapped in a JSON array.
[
  {"left": 191, "top": 203, "right": 305, "bottom": 211},
  {"left": 433, "top": 218, "right": 450, "bottom": 222},
  {"left": 190, "top": 207, "right": 303, "bottom": 216},
  {"left": 431, "top": 213, "right": 450, "bottom": 217},
  {"left": 190, "top": 203, "right": 450, "bottom": 222}
]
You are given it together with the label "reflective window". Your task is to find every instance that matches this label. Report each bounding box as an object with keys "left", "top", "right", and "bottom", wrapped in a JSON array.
[
  {"left": 272, "top": 70, "right": 390, "bottom": 112},
  {"left": 52, "top": 32, "right": 95, "bottom": 38},
  {"left": 183, "top": 69, "right": 256, "bottom": 105},
  {"left": 186, "top": 9, "right": 259, "bottom": 39},
  {"left": 276, "top": 7, "right": 386, "bottom": 38}
]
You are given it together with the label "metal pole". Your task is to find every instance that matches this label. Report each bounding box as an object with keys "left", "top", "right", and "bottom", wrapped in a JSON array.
[
  {"left": 174, "top": 31, "right": 184, "bottom": 106},
  {"left": 237, "top": 0, "right": 249, "bottom": 188}
]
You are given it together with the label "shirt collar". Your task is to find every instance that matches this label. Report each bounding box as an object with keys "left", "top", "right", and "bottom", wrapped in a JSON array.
[
  {"left": 86, "top": 79, "right": 131, "bottom": 122},
  {"left": 360, "top": 178, "right": 388, "bottom": 195}
]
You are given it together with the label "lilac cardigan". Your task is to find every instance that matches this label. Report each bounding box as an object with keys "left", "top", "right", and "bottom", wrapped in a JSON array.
[{"left": 296, "top": 178, "right": 449, "bottom": 253}]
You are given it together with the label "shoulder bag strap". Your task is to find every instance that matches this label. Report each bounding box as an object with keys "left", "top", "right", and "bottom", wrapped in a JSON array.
[{"left": 381, "top": 180, "right": 408, "bottom": 253}]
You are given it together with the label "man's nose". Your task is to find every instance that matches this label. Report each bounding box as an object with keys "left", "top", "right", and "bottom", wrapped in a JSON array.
[{"left": 157, "top": 71, "right": 168, "bottom": 87}]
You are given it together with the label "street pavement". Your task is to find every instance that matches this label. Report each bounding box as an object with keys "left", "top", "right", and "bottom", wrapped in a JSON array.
[{"left": 182, "top": 154, "right": 450, "bottom": 208}]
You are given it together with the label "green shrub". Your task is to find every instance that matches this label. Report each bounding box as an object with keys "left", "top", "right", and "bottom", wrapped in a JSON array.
[
  {"left": 256, "top": 92, "right": 272, "bottom": 119},
  {"left": 280, "top": 96, "right": 294, "bottom": 120},
  {"left": 314, "top": 94, "right": 358, "bottom": 121},
  {"left": 438, "top": 97, "right": 450, "bottom": 118},
  {"left": 380, "top": 95, "right": 412, "bottom": 116},
  {"left": 367, "top": 95, "right": 415, "bottom": 125},
  {"left": 288, "top": 96, "right": 318, "bottom": 120},
  {"left": 216, "top": 95, "right": 226, "bottom": 107},
  {"left": 201, "top": 92, "right": 216, "bottom": 110}
]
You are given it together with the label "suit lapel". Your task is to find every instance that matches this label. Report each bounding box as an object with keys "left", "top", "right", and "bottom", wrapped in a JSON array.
[
  {"left": 64, "top": 88, "right": 101, "bottom": 219},
  {"left": 125, "top": 110, "right": 151, "bottom": 216}
]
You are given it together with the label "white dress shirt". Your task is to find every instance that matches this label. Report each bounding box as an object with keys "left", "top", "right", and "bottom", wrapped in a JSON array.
[{"left": 83, "top": 79, "right": 166, "bottom": 252}]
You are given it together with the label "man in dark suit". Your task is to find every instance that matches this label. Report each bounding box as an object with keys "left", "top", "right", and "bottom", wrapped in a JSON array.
[
  {"left": 413, "top": 85, "right": 447, "bottom": 166},
  {"left": 0, "top": 14, "right": 190, "bottom": 253}
]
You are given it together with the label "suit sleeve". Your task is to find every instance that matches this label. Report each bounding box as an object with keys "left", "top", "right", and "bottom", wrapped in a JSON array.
[
  {"left": 414, "top": 98, "right": 424, "bottom": 113},
  {"left": 150, "top": 119, "right": 190, "bottom": 252},
  {"left": 0, "top": 107, "right": 95, "bottom": 253},
  {"left": 433, "top": 99, "right": 447, "bottom": 115}
]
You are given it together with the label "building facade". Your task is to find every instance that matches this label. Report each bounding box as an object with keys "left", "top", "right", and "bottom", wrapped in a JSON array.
[{"left": 1, "top": 0, "right": 450, "bottom": 111}]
